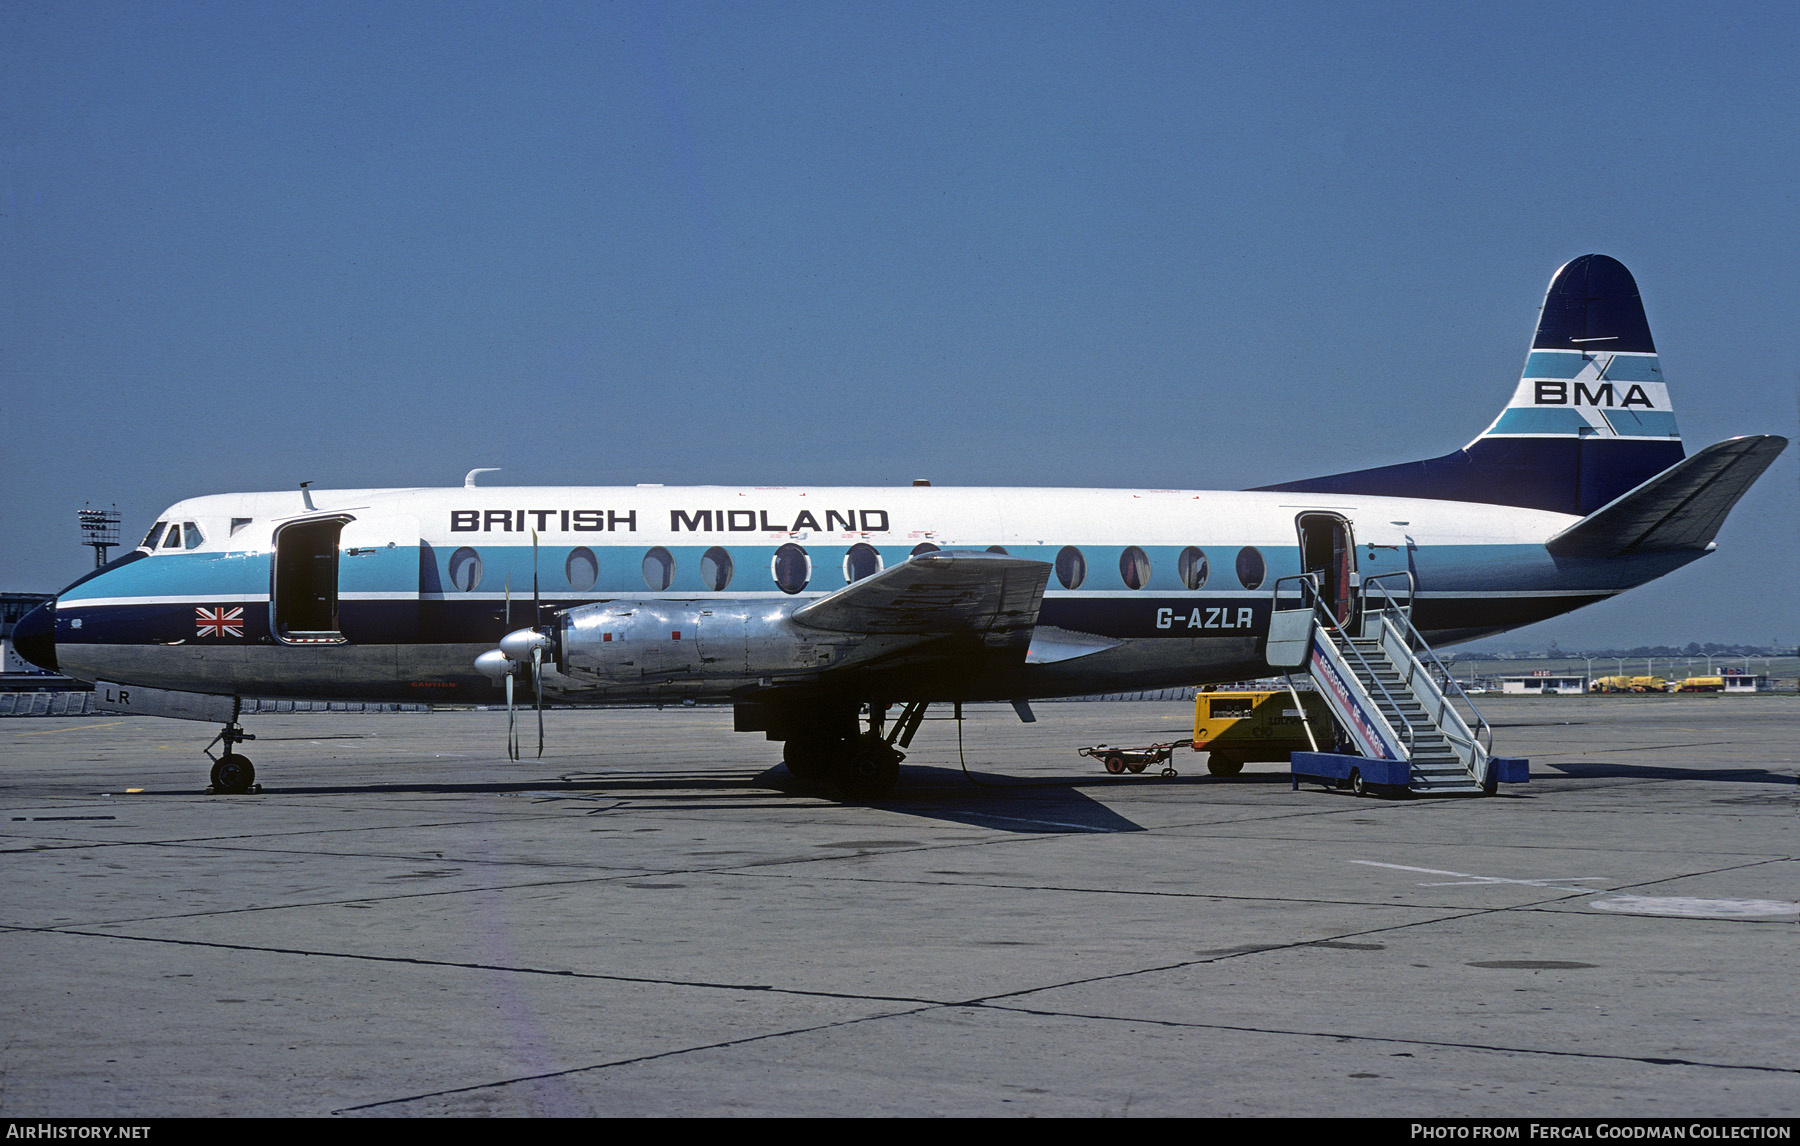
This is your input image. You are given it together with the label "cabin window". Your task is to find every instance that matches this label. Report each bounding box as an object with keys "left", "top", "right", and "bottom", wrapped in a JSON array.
[
  {"left": 1235, "top": 546, "right": 1265, "bottom": 590},
  {"left": 230, "top": 518, "right": 252, "bottom": 537},
  {"left": 1119, "top": 546, "right": 1151, "bottom": 590},
  {"left": 773, "top": 543, "right": 810, "bottom": 594},
  {"left": 642, "top": 547, "right": 675, "bottom": 591},
  {"left": 162, "top": 524, "right": 183, "bottom": 549},
  {"left": 844, "top": 543, "right": 882, "bottom": 583},
  {"left": 1179, "top": 547, "right": 1208, "bottom": 590},
  {"left": 1055, "top": 546, "right": 1086, "bottom": 590},
  {"left": 141, "top": 522, "right": 167, "bottom": 549},
  {"left": 565, "top": 547, "right": 598, "bottom": 592},
  {"left": 701, "top": 546, "right": 734, "bottom": 591},
  {"left": 182, "top": 522, "right": 203, "bottom": 549},
  {"left": 448, "top": 547, "right": 483, "bottom": 592},
  {"left": 910, "top": 543, "right": 939, "bottom": 558}
]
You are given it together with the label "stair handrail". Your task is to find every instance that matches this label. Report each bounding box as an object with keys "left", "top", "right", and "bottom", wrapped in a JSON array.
[
  {"left": 1277, "top": 572, "right": 1416, "bottom": 758},
  {"left": 1362, "top": 572, "right": 1493, "bottom": 761}
]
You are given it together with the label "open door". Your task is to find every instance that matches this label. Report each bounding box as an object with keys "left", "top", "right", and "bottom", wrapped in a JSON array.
[
  {"left": 272, "top": 517, "right": 348, "bottom": 644},
  {"left": 271, "top": 514, "right": 419, "bottom": 645},
  {"left": 1296, "top": 512, "right": 1358, "bottom": 630}
]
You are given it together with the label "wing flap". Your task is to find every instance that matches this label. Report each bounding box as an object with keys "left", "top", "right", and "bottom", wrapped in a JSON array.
[
  {"left": 791, "top": 551, "right": 1050, "bottom": 649},
  {"left": 1546, "top": 435, "right": 1787, "bottom": 558}
]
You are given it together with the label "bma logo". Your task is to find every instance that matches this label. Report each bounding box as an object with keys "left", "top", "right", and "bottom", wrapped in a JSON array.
[{"left": 1534, "top": 381, "right": 1654, "bottom": 408}]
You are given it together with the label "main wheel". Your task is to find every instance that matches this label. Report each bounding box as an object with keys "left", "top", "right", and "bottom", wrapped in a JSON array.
[
  {"left": 211, "top": 754, "right": 256, "bottom": 794},
  {"left": 1207, "top": 752, "right": 1244, "bottom": 777},
  {"left": 782, "top": 736, "right": 837, "bottom": 784},
  {"left": 837, "top": 734, "right": 900, "bottom": 799}
]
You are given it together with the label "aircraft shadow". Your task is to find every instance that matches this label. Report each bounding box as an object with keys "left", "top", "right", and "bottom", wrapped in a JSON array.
[
  {"left": 760, "top": 764, "right": 1149, "bottom": 834},
  {"left": 207, "top": 763, "right": 1151, "bottom": 833}
]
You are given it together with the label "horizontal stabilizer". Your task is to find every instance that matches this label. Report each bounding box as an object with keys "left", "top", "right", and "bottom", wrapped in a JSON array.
[
  {"left": 1546, "top": 435, "right": 1787, "bottom": 558},
  {"left": 792, "top": 550, "right": 1050, "bottom": 648}
]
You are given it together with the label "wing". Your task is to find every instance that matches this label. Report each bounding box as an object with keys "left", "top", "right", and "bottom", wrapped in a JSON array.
[
  {"left": 1546, "top": 435, "right": 1787, "bottom": 558},
  {"left": 791, "top": 550, "right": 1050, "bottom": 650}
]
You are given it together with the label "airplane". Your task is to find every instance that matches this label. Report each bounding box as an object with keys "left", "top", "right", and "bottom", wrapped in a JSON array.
[{"left": 10, "top": 255, "right": 1786, "bottom": 798}]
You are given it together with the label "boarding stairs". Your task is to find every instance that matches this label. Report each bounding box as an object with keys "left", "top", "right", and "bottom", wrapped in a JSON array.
[{"left": 1266, "top": 572, "right": 1494, "bottom": 795}]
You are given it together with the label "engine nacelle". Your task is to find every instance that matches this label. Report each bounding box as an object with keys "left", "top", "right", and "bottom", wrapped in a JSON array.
[{"left": 558, "top": 600, "right": 853, "bottom": 683}]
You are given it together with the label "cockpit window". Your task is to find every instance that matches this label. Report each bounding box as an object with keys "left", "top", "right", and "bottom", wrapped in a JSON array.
[
  {"left": 182, "top": 522, "right": 203, "bottom": 549},
  {"left": 163, "top": 524, "right": 183, "bottom": 549},
  {"left": 142, "top": 522, "right": 167, "bottom": 550}
]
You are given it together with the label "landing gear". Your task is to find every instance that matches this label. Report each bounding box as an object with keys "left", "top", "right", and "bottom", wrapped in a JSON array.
[
  {"left": 204, "top": 721, "right": 259, "bottom": 795},
  {"left": 782, "top": 735, "right": 837, "bottom": 784},
  {"left": 839, "top": 732, "right": 902, "bottom": 799},
  {"left": 210, "top": 754, "right": 256, "bottom": 794},
  {"left": 777, "top": 700, "right": 922, "bottom": 800}
]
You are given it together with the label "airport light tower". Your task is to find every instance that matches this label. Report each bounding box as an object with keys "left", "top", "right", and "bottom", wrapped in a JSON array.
[{"left": 78, "top": 504, "right": 121, "bottom": 569}]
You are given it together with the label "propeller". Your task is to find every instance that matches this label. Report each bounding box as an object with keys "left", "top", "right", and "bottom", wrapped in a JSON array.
[{"left": 475, "top": 531, "right": 553, "bottom": 760}]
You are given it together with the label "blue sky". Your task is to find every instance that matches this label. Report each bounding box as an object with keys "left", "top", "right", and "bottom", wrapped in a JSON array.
[{"left": 5, "top": 1, "right": 1795, "bottom": 647}]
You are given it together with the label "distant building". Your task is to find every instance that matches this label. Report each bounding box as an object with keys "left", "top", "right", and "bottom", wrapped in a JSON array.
[{"left": 1500, "top": 673, "right": 1587, "bottom": 695}]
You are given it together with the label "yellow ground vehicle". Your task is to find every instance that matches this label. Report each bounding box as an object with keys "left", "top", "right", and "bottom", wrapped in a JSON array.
[
  {"left": 1192, "top": 689, "right": 1334, "bottom": 776},
  {"left": 1671, "top": 676, "right": 1725, "bottom": 692},
  {"left": 1591, "top": 675, "right": 1668, "bottom": 693}
]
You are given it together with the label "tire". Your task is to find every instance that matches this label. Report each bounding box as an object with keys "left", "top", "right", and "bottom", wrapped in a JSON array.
[
  {"left": 1349, "top": 767, "right": 1365, "bottom": 797},
  {"left": 783, "top": 737, "right": 836, "bottom": 784},
  {"left": 1206, "top": 753, "right": 1244, "bottom": 777},
  {"left": 1127, "top": 759, "right": 1148, "bottom": 773},
  {"left": 837, "top": 734, "right": 900, "bottom": 799},
  {"left": 211, "top": 754, "right": 256, "bottom": 794},
  {"left": 1104, "top": 754, "right": 1126, "bottom": 775}
]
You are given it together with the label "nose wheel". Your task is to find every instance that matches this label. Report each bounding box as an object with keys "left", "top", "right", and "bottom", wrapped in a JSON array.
[
  {"left": 204, "top": 721, "right": 260, "bottom": 795},
  {"left": 210, "top": 753, "right": 257, "bottom": 794}
]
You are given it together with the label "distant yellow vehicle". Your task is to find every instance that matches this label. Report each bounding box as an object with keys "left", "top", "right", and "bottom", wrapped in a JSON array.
[
  {"left": 1590, "top": 675, "right": 1668, "bottom": 693},
  {"left": 1671, "top": 676, "right": 1725, "bottom": 692},
  {"left": 1192, "top": 689, "right": 1333, "bottom": 776}
]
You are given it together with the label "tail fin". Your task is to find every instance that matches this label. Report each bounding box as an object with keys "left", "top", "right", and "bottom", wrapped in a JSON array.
[{"left": 1256, "top": 254, "right": 1687, "bottom": 516}]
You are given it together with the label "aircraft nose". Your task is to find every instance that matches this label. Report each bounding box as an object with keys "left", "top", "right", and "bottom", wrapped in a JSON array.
[{"left": 11, "top": 601, "right": 56, "bottom": 673}]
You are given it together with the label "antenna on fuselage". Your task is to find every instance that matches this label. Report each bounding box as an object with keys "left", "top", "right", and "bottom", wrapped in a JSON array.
[
  {"left": 465, "top": 468, "right": 501, "bottom": 488},
  {"left": 299, "top": 482, "right": 315, "bottom": 511}
]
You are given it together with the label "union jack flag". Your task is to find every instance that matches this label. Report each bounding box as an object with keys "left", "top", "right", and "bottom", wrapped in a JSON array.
[{"left": 195, "top": 606, "right": 244, "bottom": 638}]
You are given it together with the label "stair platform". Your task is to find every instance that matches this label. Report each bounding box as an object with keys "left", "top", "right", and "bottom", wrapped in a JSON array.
[{"left": 1290, "top": 751, "right": 1531, "bottom": 796}]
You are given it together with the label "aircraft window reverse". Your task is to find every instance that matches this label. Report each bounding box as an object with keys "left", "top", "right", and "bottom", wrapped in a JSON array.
[
  {"left": 448, "top": 547, "right": 483, "bottom": 592},
  {"left": 642, "top": 547, "right": 675, "bottom": 591},
  {"left": 773, "top": 543, "right": 810, "bottom": 594},
  {"left": 1119, "top": 546, "right": 1150, "bottom": 590},
  {"left": 142, "top": 522, "right": 167, "bottom": 550},
  {"left": 986, "top": 545, "right": 1009, "bottom": 555},
  {"left": 1179, "top": 546, "right": 1208, "bottom": 590},
  {"left": 910, "top": 543, "right": 940, "bottom": 557},
  {"left": 565, "top": 547, "right": 598, "bottom": 593},
  {"left": 1235, "top": 546, "right": 1265, "bottom": 590},
  {"left": 844, "top": 543, "right": 882, "bottom": 583},
  {"left": 1054, "top": 546, "right": 1086, "bottom": 590},
  {"left": 163, "top": 524, "right": 183, "bottom": 549},
  {"left": 182, "top": 522, "right": 203, "bottom": 549},
  {"left": 701, "top": 546, "right": 734, "bottom": 591}
]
